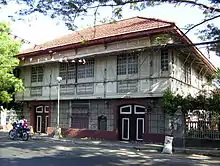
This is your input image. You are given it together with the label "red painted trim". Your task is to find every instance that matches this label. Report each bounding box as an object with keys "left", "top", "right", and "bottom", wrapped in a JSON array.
[{"left": 16, "top": 26, "right": 174, "bottom": 58}]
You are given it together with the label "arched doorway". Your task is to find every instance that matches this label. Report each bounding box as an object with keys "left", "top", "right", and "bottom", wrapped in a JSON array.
[{"left": 118, "top": 105, "right": 145, "bottom": 141}]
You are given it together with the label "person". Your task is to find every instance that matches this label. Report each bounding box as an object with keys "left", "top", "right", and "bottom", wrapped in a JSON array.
[
  {"left": 16, "top": 115, "right": 25, "bottom": 136},
  {"left": 18, "top": 116, "right": 25, "bottom": 126}
]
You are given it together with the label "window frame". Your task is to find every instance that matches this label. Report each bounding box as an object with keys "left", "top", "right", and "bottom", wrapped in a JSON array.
[
  {"left": 76, "top": 83, "right": 94, "bottom": 95},
  {"left": 184, "top": 62, "right": 191, "bottom": 84},
  {"left": 59, "top": 62, "right": 75, "bottom": 81},
  {"left": 31, "top": 65, "right": 44, "bottom": 83},
  {"left": 77, "top": 59, "right": 95, "bottom": 79},
  {"left": 148, "top": 110, "right": 165, "bottom": 134},
  {"left": 117, "top": 80, "right": 138, "bottom": 93},
  {"left": 30, "top": 86, "right": 42, "bottom": 96},
  {"left": 161, "top": 49, "right": 169, "bottom": 72},
  {"left": 117, "top": 52, "right": 138, "bottom": 76}
]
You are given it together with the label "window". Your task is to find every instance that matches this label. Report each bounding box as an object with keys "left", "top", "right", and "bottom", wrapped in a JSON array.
[
  {"left": 117, "top": 80, "right": 138, "bottom": 93},
  {"left": 120, "top": 105, "right": 132, "bottom": 114},
  {"left": 148, "top": 110, "right": 165, "bottom": 134},
  {"left": 30, "top": 87, "right": 42, "bottom": 96},
  {"left": 117, "top": 53, "right": 138, "bottom": 75},
  {"left": 77, "top": 83, "right": 94, "bottom": 94},
  {"left": 31, "top": 66, "right": 43, "bottom": 82},
  {"left": 184, "top": 63, "right": 191, "bottom": 84},
  {"left": 36, "top": 106, "right": 43, "bottom": 113},
  {"left": 59, "top": 63, "right": 75, "bottom": 81},
  {"left": 77, "top": 59, "right": 94, "bottom": 79},
  {"left": 71, "top": 113, "right": 89, "bottom": 129},
  {"left": 161, "top": 49, "right": 169, "bottom": 71},
  {"left": 60, "top": 84, "right": 75, "bottom": 95}
]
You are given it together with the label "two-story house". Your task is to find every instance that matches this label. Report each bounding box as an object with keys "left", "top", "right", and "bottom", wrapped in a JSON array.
[{"left": 15, "top": 17, "right": 216, "bottom": 143}]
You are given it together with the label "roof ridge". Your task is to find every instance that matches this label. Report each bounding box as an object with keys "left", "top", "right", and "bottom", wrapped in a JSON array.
[
  {"left": 74, "top": 16, "right": 140, "bottom": 30},
  {"left": 136, "top": 16, "right": 175, "bottom": 24},
  {"left": 36, "top": 16, "right": 174, "bottom": 46},
  {"left": 21, "top": 16, "right": 174, "bottom": 52}
]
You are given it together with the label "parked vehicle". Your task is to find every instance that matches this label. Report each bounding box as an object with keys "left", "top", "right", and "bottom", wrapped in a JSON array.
[{"left": 9, "top": 121, "right": 30, "bottom": 141}]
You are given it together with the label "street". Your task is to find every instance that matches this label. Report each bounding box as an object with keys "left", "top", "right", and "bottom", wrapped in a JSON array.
[{"left": 0, "top": 132, "right": 220, "bottom": 166}]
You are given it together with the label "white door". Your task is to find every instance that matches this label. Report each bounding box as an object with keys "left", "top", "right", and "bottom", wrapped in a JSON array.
[
  {"left": 36, "top": 115, "right": 42, "bottom": 133},
  {"left": 122, "top": 118, "right": 130, "bottom": 140},
  {"left": 136, "top": 118, "right": 144, "bottom": 141}
]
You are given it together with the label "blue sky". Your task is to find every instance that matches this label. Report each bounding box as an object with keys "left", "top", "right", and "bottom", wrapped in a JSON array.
[{"left": 0, "top": 2, "right": 219, "bottom": 67}]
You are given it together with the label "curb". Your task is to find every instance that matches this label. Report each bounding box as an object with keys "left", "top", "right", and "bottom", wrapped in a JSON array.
[
  {"left": 31, "top": 136, "right": 220, "bottom": 157},
  {"left": 31, "top": 136, "right": 163, "bottom": 150}
]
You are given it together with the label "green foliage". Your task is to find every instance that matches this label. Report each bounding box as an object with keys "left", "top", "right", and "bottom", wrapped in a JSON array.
[
  {"left": 162, "top": 89, "right": 176, "bottom": 115},
  {"left": 163, "top": 89, "right": 220, "bottom": 116},
  {"left": 163, "top": 89, "right": 186, "bottom": 115},
  {"left": 199, "top": 24, "right": 220, "bottom": 56},
  {"left": 0, "top": 22, "right": 24, "bottom": 104},
  {"left": 152, "top": 34, "right": 172, "bottom": 44},
  {"left": 216, "top": 68, "right": 220, "bottom": 84}
]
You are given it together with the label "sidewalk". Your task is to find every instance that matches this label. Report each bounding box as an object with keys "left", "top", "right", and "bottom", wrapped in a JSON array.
[{"left": 31, "top": 133, "right": 220, "bottom": 157}]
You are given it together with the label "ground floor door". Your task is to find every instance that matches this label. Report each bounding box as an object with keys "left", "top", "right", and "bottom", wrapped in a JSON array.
[
  {"left": 35, "top": 106, "right": 49, "bottom": 133},
  {"left": 119, "top": 105, "right": 145, "bottom": 141}
]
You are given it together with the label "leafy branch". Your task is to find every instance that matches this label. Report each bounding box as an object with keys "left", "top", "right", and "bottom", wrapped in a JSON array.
[
  {"left": 185, "top": 14, "right": 220, "bottom": 34},
  {"left": 163, "top": 88, "right": 220, "bottom": 116}
]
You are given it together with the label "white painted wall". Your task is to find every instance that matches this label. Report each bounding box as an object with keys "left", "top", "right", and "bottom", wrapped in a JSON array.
[
  {"left": 170, "top": 49, "right": 213, "bottom": 97},
  {"left": 15, "top": 36, "right": 213, "bottom": 101}
]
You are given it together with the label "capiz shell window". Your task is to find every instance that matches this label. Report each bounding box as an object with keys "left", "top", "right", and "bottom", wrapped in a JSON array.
[
  {"left": 31, "top": 65, "right": 44, "bottom": 82},
  {"left": 77, "top": 83, "right": 94, "bottom": 94},
  {"left": 117, "top": 80, "right": 138, "bottom": 93},
  {"left": 30, "top": 87, "right": 42, "bottom": 96},
  {"left": 161, "top": 49, "right": 169, "bottom": 71},
  {"left": 77, "top": 59, "right": 94, "bottom": 79},
  {"left": 59, "top": 63, "right": 75, "bottom": 81},
  {"left": 117, "top": 53, "right": 138, "bottom": 75}
]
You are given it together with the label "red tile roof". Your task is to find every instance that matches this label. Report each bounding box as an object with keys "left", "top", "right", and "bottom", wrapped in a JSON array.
[{"left": 20, "top": 17, "right": 174, "bottom": 55}]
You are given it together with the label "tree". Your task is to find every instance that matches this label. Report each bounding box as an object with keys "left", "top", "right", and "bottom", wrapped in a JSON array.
[
  {"left": 1, "top": 0, "right": 217, "bottom": 55},
  {"left": 0, "top": 22, "right": 24, "bottom": 104},
  {"left": 216, "top": 68, "right": 220, "bottom": 83}
]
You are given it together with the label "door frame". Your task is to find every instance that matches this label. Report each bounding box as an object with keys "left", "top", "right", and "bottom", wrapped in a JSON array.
[
  {"left": 35, "top": 105, "right": 50, "bottom": 133},
  {"left": 121, "top": 118, "right": 130, "bottom": 140},
  {"left": 36, "top": 115, "right": 42, "bottom": 133},
  {"left": 136, "top": 118, "right": 144, "bottom": 141},
  {"left": 118, "top": 104, "right": 145, "bottom": 141}
]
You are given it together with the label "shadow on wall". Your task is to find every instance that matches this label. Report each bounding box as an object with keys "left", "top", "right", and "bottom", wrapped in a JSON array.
[
  {"left": 47, "top": 127, "right": 118, "bottom": 141},
  {"left": 143, "top": 79, "right": 169, "bottom": 94}
]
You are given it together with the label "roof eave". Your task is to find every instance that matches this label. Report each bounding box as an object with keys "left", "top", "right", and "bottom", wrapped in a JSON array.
[
  {"left": 173, "top": 26, "right": 217, "bottom": 73},
  {"left": 16, "top": 25, "right": 175, "bottom": 58}
]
